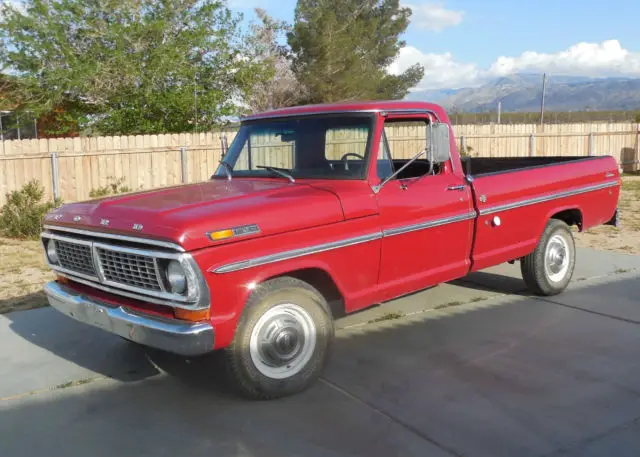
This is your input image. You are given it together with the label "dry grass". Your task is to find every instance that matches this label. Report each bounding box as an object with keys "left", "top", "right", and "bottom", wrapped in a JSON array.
[
  {"left": 574, "top": 176, "right": 640, "bottom": 255},
  {"left": 0, "top": 177, "right": 637, "bottom": 315},
  {"left": 0, "top": 237, "right": 53, "bottom": 314}
]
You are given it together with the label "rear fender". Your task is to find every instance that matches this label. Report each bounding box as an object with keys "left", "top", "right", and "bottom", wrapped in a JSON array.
[{"left": 537, "top": 205, "right": 583, "bottom": 242}]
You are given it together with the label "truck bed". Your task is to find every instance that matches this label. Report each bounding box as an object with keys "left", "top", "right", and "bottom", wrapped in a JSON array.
[
  {"left": 461, "top": 156, "right": 601, "bottom": 177},
  {"left": 466, "top": 153, "right": 620, "bottom": 272}
]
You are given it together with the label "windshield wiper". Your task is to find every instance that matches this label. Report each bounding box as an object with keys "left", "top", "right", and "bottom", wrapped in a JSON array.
[
  {"left": 219, "top": 161, "right": 233, "bottom": 181},
  {"left": 256, "top": 166, "right": 295, "bottom": 183}
]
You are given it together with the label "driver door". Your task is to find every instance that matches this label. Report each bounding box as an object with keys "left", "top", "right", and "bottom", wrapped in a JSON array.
[{"left": 373, "top": 117, "right": 474, "bottom": 301}]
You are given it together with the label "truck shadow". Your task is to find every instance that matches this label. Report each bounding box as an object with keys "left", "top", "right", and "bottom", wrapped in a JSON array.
[
  {"left": 451, "top": 271, "right": 530, "bottom": 296},
  {"left": 4, "top": 305, "right": 163, "bottom": 382},
  {"left": 2, "top": 269, "right": 529, "bottom": 387}
]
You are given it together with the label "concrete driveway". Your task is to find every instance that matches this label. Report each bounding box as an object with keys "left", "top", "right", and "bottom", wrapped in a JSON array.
[{"left": 1, "top": 247, "right": 640, "bottom": 457}]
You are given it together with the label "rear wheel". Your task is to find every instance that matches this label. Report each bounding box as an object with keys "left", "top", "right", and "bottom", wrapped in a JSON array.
[
  {"left": 521, "top": 219, "right": 576, "bottom": 296},
  {"left": 223, "top": 277, "right": 334, "bottom": 400}
]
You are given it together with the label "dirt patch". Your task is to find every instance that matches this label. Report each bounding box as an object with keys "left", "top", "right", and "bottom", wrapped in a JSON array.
[
  {"left": 0, "top": 238, "right": 54, "bottom": 314},
  {"left": 574, "top": 176, "right": 640, "bottom": 255}
]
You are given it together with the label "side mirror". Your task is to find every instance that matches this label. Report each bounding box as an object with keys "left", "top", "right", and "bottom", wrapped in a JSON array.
[{"left": 431, "top": 123, "right": 451, "bottom": 163}]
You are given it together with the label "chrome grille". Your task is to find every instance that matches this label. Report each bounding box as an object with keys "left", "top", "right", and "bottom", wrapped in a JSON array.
[
  {"left": 55, "top": 240, "right": 96, "bottom": 277},
  {"left": 97, "top": 247, "right": 162, "bottom": 291}
]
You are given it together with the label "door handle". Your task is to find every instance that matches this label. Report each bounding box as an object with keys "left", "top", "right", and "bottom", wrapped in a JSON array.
[{"left": 447, "top": 184, "right": 466, "bottom": 191}]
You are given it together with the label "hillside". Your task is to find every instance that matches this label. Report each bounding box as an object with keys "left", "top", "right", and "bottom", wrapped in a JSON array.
[{"left": 408, "top": 74, "right": 640, "bottom": 112}]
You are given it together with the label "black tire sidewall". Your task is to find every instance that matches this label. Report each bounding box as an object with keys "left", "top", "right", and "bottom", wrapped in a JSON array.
[
  {"left": 226, "top": 278, "right": 334, "bottom": 399},
  {"left": 536, "top": 221, "right": 576, "bottom": 294}
]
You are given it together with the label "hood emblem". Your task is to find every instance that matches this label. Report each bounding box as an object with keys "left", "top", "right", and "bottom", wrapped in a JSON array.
[
  {"left": 132, "top": 223, "right": 144, "bottom": 231},
  {"left": 100, "top": 219, "right": 110, "bottom": 226},
  {"left": 73, "top": 216, "right": 81, "bottom": 222}
]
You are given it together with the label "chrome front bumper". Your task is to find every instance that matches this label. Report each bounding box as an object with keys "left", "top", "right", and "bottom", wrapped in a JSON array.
[{"left": 44, "top": 281, "right": 214, "bottom": 356}]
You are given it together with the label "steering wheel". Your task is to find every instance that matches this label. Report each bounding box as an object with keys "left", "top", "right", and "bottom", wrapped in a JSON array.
[{"left": 339, "top": 153, "right": 365, "bottom": 171}]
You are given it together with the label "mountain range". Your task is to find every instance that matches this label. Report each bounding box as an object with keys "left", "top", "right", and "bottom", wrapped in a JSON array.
[{"left": 407, "top": 74, "right": 640, "bottom": 112}]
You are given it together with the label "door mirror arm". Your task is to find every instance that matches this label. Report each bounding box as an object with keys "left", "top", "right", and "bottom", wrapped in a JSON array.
[{"left": 372, "top": 147, "right": 427, "bottom": 194}]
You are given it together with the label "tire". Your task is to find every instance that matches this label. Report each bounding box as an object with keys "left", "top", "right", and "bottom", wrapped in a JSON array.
[
  {"left": 521, "top": 219, "right": 576, "bottom": 296},
  {"left": 223, "top": 276, "right": 334, "bottom": 400}
]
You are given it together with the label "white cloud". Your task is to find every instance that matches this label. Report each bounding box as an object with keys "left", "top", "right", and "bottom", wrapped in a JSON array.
[
  {"left": 405, "top": 2, "right": 464, "bottom": 32},
  {"left": 490, "top": 40, "right": 640, "bottom": 76},
  {"left": 389, "top": 46, "right": 480, "bottom": 89},
  {"left": 390, "top": 40, "right": 640, "bottom": 91}
]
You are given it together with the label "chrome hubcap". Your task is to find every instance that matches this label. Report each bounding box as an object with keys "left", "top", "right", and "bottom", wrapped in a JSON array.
[
  {"left": 249, "top": 304, "right": 317, "bottom": 379},
  {"left": 545, "top": 234, "right": 570, "bottom": 282}
]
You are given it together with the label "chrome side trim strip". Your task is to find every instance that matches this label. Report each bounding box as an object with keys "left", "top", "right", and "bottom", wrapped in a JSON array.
[
  {"left": 383, "top": 211, "right": 477, "bottom": 237},
  {"left": 213, "top": 232, "right": 382, "bottom": 274},
  {"left": 214, "top": 211, "right": 477, "bottom": 274},
  {"left": 43, "top": 225, "right": 185, "bottom": 252},
  {"left": 478, "top": 180, "right": 619, "bottom": 216}
]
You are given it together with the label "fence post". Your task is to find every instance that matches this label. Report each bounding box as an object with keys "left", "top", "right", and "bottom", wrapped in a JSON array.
[
  {"left": 460, "top": 135, "right": 467, "bottom": 154},
  {"left": 180, "top": 146, "right": 188, "bottom": 183},
  {"left": 588, "top": 132, "right": 595, "bottom": 156},
  {"left": 51, "top": 151, "right": 60, "bottom": 201},
  {"left": 529, "top": 133, "right": 535, "bottom": 157}
]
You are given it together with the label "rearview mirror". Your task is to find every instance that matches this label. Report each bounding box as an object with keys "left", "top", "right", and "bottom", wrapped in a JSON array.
[{"left": 431, "top": 123, "right": 451, "bottom": 163}]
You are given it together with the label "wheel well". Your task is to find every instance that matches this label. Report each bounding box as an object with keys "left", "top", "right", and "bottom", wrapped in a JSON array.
[
  {"left": 551, "top": 208, "right": 583, "bottom": 231},
  {"left": 272, "top": 268, "right": 345, "bottom": 318}
]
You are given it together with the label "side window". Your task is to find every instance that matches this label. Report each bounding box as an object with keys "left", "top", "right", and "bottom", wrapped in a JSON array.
[{"left": 381, "top": 120, "right": 437, "bottom": 180}]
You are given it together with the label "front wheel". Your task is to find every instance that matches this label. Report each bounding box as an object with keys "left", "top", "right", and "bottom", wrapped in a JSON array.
[
  {"left": 223, "top": 277, "right": 334, "bottom": 400},
  {"left": 521, "top": 219, "right": 576, "bottom": 296}
]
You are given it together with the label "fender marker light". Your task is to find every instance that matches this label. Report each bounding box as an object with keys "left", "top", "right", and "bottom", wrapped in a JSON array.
[{"left": 207, "top": 224, "right": 260, "bottom": 242}]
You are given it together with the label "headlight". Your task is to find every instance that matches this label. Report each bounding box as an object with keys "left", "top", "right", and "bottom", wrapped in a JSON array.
[
  {"left": 46, "top": 239, "right": 59, "bottom": 264},
  {"left": 166, "top": 260, "right": 187, "bottom": 294}
]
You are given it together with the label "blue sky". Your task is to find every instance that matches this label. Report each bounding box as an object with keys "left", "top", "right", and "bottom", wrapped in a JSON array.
[{"left": 230, "top": 0, "right": 640, "bottom": 90}]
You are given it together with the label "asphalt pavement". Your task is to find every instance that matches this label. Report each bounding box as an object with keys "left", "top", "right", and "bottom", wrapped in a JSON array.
[{"left": 1, "top": 247, "right": 640, "bottom": 457}]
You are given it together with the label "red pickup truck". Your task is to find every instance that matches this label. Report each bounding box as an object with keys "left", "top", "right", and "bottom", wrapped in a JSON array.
[{"left": 41, "top": 101, "right": 621, "bottom": 399}]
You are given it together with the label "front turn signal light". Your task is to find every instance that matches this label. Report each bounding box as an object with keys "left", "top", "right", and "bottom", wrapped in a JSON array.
[
  {"left": 56, "top": 275, "right": 69, "bottom": 285},
  {"left": 207, "top": 229, "right": 234, "bottom": 241},
  {"left": 174, "top": 307, "right": 210, "bottom": 322}
]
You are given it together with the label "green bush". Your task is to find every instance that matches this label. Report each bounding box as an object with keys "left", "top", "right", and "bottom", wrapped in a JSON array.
[
  {"left": 89, "top": 176, "right": 132, "bottom": 198},
  {"left": 0, "top": 180, "right": 62, "bottom": 239},
  {"left": 635, "top": 112, "right": 640, "bottom": 123}
]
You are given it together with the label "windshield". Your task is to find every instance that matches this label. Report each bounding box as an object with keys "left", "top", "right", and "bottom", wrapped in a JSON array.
[{"left": 213, "top": 115, "right": 374, "bottom": 180}]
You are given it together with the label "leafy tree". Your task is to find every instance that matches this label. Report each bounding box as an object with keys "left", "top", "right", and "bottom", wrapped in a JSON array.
[
  {"left": 287, "top": 0, "right": 424, "bottom": 103},
  {"left": 0, "top": 0, "right": 265, "bottom": 135},
  {"left": 244, "top": 8, "right": 306, "bottom": 112}
]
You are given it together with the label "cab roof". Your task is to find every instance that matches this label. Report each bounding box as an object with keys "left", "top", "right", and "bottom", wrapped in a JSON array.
[{"left": 243, "top": 100, "right": 449, "bottom": 123}]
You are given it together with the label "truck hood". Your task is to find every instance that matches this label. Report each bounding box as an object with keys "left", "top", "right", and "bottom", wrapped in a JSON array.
[{"left": 43, "top": 179, "right": 346, "bottom": 251}]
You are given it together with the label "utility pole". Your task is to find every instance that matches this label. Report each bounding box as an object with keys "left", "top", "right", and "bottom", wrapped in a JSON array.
[
  {"left": 497, "top": 100, "right": 502, "bottom": 124},
  {"left": 540, "top": 73, "right": 547, "bottom": 126}
]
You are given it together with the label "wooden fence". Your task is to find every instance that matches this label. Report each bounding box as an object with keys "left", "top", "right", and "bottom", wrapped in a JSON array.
[{"left": 0, "top": 122, "right": 638, "bottom": 206}]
